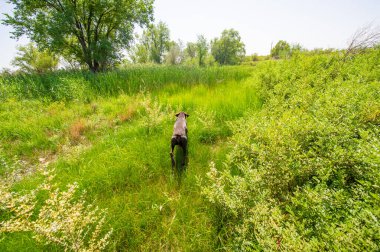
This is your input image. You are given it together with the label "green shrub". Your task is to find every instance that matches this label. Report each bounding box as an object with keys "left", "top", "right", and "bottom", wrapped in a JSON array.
[{"left": 202, "top": 48, "right": 380, "bottom": 251}]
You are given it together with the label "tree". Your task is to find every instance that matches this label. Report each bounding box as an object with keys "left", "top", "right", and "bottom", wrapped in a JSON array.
[
  {"left": 185, "top": 42, "right": 197, "bottom": 59},
  {"left": 165, "top": 40, "right": 184, "bottom": 65},
  {"left": 196, "top": 35, "right": 208, "bottom": 66},
  {"left": 183, "top": 36, "right": 209, "bottom": 66},
  {"left": 291, "top": 43, "right": 303, "bottom": 52},
  {"left": 131, "top": 21, "right": 170, "bottom": 64},
  {"left": 183, "top": 42, "right": 197, "bottom": 65},
  {"left": 211, "top": 29, "right": 245, "bottom": 65},
  {"left": 271, "top": 40, "right": 291, "bottom": 59},
  {"left": 3, "top": 0, "right": 154, "bottom": 72},
  {"left": 130, "top": 42, "right": 150, "bottom": 64},
  {"left": 346, "top": 24, "right": 380, "bottom": 57},
  {"left": 12, "top": 43, "right": 58, "bottom": 73},
  {"left": 144, "top": 21, "right": 171, "bottom": 64}
]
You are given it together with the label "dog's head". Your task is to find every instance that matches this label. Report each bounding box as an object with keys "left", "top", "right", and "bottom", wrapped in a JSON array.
[{"left": 175, "top": 112, "right": 189, "bottom": 118}]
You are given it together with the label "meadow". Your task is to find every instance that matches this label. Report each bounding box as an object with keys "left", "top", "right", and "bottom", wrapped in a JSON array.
[{"left": 0, "top": 49, "right": 379, "bottom": 251}]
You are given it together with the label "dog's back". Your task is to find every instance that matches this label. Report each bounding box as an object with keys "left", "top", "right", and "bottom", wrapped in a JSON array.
[{"left": 173, "top": 117, "right": 187, "bottom": 137}]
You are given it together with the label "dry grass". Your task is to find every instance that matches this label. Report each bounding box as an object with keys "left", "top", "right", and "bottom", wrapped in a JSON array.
[
  {"left": 118, "top": 106, "right": 137, "bottom": 123},
  {"left": 68, "top": 119, "right": 87, "bottom": 143}
]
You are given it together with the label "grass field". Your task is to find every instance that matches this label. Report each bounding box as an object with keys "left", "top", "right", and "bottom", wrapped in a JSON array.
[
  {"left": 0, "top": 66, "right": 260, "bottom": 251},
  {"left": 1, "top": 49, "right": 379, "bottom": 251}
]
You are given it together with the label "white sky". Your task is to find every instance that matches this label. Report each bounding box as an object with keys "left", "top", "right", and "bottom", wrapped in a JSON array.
[{"left": 1, "top": 0, "right": 379, "bottom": 69}]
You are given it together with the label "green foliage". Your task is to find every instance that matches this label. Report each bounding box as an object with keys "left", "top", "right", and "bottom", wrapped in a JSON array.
[
  {"left": 185, "top": 42, "right": 197, "bottom": 59},
  {"left": 12, "top": 43, "right": 58, "bottom": 74},
  {"left": 241, "top": 54, "right": 271, "bottom": 66},
  {"left": 196, "top": 35, "right": 209, "bottom": 66},
  {"left": 202, "top": 48, "right": 380, "bottom": 251},
  {"left": 271, "top": 40, "right": 291, "bottom": 59},
  {"left": 3, "top": 0, "right": 154, "bottom": 72},
  {"left": 291, "top": 43, "right": 304, "bottom": 54},
  {"left": 271, "top": 40, "right": 306, "bottom": 60},
  {"left": 165, "top": 40, "right": 184, "bottom": 65},
  {"left": 211, "top": 29, "right": 246, "bottom": 65},
  {"left": 183, "top": 36, "right": 214, "bottom": 67},
  {"left": 132, "top": 21, "right": 171, "bottom": 64},
  {"left": 132, "top": 31, "right": 212, "bottom": 67},
  {"left": 130, "top": 43, "right": 150, "bottom": 64},
  {"left": 0, "top": 66, "right": 251, "bottom": 101}
]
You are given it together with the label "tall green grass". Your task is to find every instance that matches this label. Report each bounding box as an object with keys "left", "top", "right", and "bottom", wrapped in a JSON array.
[{"left": 0, "top": 65, "right": 252, "bottom": 101}]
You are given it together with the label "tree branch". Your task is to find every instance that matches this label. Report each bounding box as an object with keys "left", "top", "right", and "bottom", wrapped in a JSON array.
[{"left": 346, "top": 24, "right": 380, "bottom": 55}]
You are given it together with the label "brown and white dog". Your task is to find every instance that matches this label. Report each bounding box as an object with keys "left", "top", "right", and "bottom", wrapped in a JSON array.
[{"left": 170, "top": 112, "right": 189, "bottom": 169}]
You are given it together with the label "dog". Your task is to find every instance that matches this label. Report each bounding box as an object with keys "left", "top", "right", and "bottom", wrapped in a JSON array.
[{"left": 170, "top": 112, "right": 189, "bottom": 169}]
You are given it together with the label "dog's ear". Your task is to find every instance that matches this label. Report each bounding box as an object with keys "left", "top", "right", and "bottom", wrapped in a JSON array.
[
  {"left": 175, "top": 113, "right": 180, "bottom": 117},
  {"left": 185, "top": 113, "right": 189, "bottom": 118}
]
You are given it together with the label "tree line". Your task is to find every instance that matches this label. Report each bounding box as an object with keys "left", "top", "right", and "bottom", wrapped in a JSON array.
[
  {"left": 129, "top": 22, "right": 246, "bottom": 66},
  {"left": 2, "top": 0, "right": 310, "bottom": 74}
]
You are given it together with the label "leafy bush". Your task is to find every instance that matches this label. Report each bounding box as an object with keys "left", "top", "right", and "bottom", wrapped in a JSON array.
[
  {"left": 202, "top": 48, "right": 380, "bottom": 251},
  {"left": 0, "top": 165, "right": 113, "bottom": 251},
  {"left": 12, "top": 43, "right": 59, "bottom": 74}
]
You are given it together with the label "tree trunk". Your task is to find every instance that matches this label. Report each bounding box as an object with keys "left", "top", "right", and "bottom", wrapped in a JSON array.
[
  {"left": 93, "top": 61, "right": 100, "bottom": 72},
  {"left": 89, "top": 62, "right": 99, "bottom": 73}
]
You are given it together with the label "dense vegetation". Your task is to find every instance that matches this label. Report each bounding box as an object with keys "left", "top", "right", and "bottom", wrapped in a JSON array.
[
  {"left": 0, "top": 65, "right": 258, "bottom": 251},
  {"left": 0, "top": 65, "right": 250, "bottom": 101},
  {"left": 203, "top": 48, "right": 380, "bottom": 250},
  {"left": 0, "top": 48, "right": 379, "bottom": 251}
]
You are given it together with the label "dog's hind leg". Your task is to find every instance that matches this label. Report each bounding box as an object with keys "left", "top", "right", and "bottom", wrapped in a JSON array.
[
  {"left": 170, "top": 140, "right": 176, "bottom": 170},
  {"left": 181, "top": 138, "right": 188, "bottom": 167},
  {"left": 182, "top": 146, "right": 187, "bottom": 167}
]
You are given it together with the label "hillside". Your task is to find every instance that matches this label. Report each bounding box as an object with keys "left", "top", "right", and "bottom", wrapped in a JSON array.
[{"left": 1, "top": 49, "right": 380, "bottom": 251}]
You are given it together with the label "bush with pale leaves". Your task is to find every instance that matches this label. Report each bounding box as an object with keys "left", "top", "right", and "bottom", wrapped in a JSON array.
[{"left": 0, "top": 168, "right": 112, "bottom": 251}]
